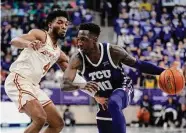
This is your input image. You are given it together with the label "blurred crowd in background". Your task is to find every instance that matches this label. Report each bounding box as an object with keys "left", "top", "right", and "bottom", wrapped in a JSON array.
[
  {"left": 1, "top": 0, "right": 186, "bottom": 128},
  {"left": 112, "top": 0, "right": 186, "bottom": 89},
  {"left": 1, "top": 0, "right": 94, "bottom": 87}
]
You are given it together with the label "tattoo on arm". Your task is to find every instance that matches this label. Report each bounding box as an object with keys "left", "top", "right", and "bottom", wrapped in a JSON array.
[{"left": 110, "top": 45, "right": 136, "bottom": 66}]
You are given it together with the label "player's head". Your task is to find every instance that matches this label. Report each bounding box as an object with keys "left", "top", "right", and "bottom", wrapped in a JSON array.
[
  {"left": 77, "top": 23, "right": 101, "bottom": 54},
  {"left": 46, "top": 9, "right": 69, "bottom": 38}
]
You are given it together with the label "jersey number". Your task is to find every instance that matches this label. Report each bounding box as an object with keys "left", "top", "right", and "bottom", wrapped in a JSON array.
[
  {"left": 98, "top": 80, "right": 113, "bottom": 91},
  {"left": 43, "top": 62, "right": 50, "bottom": 74}
]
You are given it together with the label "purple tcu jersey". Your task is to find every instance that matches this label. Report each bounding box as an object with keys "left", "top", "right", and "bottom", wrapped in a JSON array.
[{"left": 79, "top": 43, "right": 133, "bottom": 119}]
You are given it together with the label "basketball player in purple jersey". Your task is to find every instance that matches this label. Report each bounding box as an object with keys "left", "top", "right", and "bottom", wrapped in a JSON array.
[{"left": 61, "top": 23, "right": 165, "bottom": 133}]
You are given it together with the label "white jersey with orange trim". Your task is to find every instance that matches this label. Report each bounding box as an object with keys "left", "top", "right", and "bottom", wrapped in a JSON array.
[{"left": 9, "top": 32, "right": 61, "bottom": 84}]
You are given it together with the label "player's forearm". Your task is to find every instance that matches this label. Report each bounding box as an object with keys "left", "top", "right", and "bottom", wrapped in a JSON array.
[
  {"left": 57, "top": 61, "right": 68, "bottom": 71},
  {"left": 133, "top": 60, "right": 165, "bottom": 75},
  {"left": 10, "top": 37, "right": 31, "bottom": 49},
  {"left": 61, "top": 79, "right": 79, "bottom": 91}
]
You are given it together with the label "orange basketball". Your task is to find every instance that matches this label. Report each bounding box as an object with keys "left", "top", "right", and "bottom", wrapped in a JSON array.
[{"left": 159, "top": 69, "right": 185, "bottom": 95}]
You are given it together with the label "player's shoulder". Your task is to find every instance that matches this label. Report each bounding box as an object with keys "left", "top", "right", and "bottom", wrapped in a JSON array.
[
  {"left": 108, "top": 44, "right": 124, "bottom": 53},
  {"left": 108, "top": 44, "right": 129, "bottom": 60}
]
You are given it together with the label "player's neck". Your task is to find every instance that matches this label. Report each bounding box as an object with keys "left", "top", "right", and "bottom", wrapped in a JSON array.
[
  {"left": 86, "top": 43, "right": 101, "bottom": 63},
  {"left": 48, "top": 31, "right": 58, "bottom": 47}
]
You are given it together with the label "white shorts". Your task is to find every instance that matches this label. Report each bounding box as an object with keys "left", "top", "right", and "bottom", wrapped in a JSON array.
[{"left": 4, "top": 72, "right": 52, "bottom": 112}]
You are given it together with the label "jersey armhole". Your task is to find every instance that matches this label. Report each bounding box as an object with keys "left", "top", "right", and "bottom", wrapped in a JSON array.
[{"left": 107, "top": 43, "right": 118, "bottom": 69}]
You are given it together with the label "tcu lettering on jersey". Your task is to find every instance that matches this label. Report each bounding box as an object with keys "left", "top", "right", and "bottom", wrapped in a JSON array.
[
  {"left": 88, "top": 70, "right": 111, "bottom": 80},
  {"left": 88, "top": 70, "right": 113, "bottom": 91}
]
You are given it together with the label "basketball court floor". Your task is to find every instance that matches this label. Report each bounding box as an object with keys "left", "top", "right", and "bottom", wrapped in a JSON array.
[{"left": 0, "top": 126, "right": 186, "bottom": 133}]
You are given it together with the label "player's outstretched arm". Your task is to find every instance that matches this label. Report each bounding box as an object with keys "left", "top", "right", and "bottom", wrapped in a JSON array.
[
  {"left": 110, "top": 45, "right": 165, "bottom": 75},
  {"left": 61, "top": 53, "right": 99, "bottom": 92},
  {"left": 61, "top": 53, "right": 80, "bottom": 91},
  {"left": 10, "top": 29, "right": 45, "bottom": 49}
]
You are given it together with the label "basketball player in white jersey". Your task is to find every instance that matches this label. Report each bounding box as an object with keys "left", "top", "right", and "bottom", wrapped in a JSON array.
[{"left": 4, "top": 9, "right": 98, "bottom": 133}]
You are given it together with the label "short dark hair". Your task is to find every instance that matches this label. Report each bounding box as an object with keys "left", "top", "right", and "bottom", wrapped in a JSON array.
[
  {"left": 46, "top": 9, "right": 69, "bottom": 25},
  {"left": 79, "top": 23, "right": 101, "bottom": 36}
]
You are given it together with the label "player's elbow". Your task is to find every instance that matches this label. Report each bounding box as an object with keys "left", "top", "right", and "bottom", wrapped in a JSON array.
[
  {"left": 10, "top": 38, "right": 18, "bottom": 46},
  {"left": 10, "top": 38, "right": 22, "bottom": 48}
]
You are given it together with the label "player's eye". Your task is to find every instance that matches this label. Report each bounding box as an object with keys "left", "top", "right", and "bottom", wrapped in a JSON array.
[
  {"left": 57, "top": 20, "right": 69, "bottom": 25},
  {"left": 65, "top": 21, "right": 69, "bottom": 26}
]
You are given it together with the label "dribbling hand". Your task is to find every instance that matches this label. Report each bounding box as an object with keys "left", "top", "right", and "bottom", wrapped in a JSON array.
[
  {"left": 83, "top": 81, "right": 99, "bottom": 94},
  {"left": 28, "top": 40, "right": 44, "bottom": 50},
  {"left": 95, "top": 96, "right": 108, "bottom": 111}
]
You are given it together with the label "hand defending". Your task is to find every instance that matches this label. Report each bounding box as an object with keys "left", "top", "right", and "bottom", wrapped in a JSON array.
[{"left": 28, "top": 40, "right": 44, "bottom": 50}]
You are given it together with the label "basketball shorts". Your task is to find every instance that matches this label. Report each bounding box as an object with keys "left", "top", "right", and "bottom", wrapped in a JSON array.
[
  {"left": 97, "top": 119, "right": 112, "bottom": 133},
  {"left": 4, "top": 72, "right": 52, "bottom": 112},
  {"left": 113, "top": 87, "right": 134, "bottom": 108}
]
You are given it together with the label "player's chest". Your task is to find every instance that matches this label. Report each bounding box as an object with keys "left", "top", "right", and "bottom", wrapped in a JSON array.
[
  {"left": 85, "top": 69, "right": 112, "bottom": 81},
  {"left": 38, "top": 45, "right": 60, "bottom": 62},
  {"left": 84, "top": 65, "right": 122, "bottom": 81}
]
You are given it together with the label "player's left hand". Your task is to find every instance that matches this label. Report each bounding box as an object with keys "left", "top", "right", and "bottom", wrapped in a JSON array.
[
  {"left": 95, "top": 96, "right": 108, "bottom": 110},
  {"left": 29, "top": 40, "right": 45, "bottom": 51}
]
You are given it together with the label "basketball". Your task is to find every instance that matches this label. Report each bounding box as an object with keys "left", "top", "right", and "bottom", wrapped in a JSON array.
[{"left": 159, "top": 69, "right": 185, "bottom": 95}]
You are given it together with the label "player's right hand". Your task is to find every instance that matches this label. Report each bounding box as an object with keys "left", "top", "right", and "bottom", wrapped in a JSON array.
[
  {"left": 83, "top": 81, "right": 99, "bottom": 93},
  {"left": 28, "top": 40, "right": 44, "bottom": 50},
  {"left": 95, "top": 96, "right": 108, "bottom": 110}
]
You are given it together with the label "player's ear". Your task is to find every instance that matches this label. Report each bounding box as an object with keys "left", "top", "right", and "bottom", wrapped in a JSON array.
[
  {"left": 48, "top": 22, "right": 52, "bottom": 29},
  {"left": 92, "top": 36, "right": 98, "bottom": 42}
]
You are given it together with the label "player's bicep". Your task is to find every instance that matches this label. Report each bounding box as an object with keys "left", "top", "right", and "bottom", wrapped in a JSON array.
[
  {"left": 17, "top": 33, "right": 36, "bottom": 41},
  {"left": 120, "top": 49, "right": 136, "bottom": 66},
  {"left": 18, "top": 29, "right": 45, "bottom": 42},
  {"left": 110, "top": 45, "right": 136, "bottom": 66}
]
